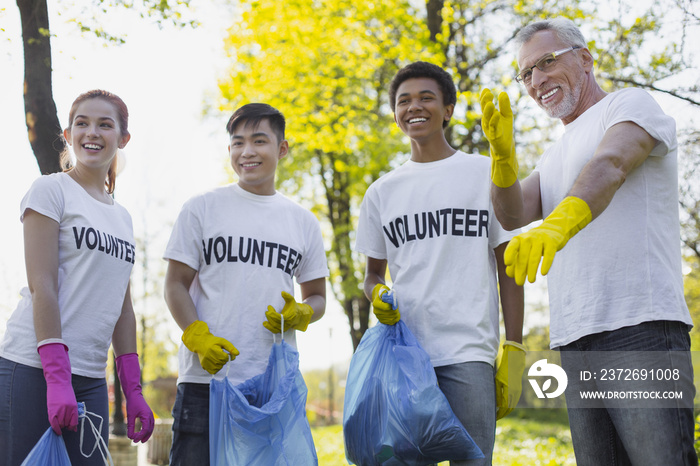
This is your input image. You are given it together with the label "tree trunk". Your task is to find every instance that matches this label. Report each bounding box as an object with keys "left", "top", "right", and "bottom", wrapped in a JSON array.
[
  {"left": 17, "top": 0, "right": 64, "bottom": 175},
  {"left": 321, "top": 150, "right": 371, "bottom": 350},
  {"left": 426, "top": 0, "right": 444, "bottom": 42}
]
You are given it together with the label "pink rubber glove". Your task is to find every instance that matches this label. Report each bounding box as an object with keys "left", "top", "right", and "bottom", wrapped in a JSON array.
[
  {"left": 115, "top": 353, "right": 155, "bottom": 443},
  {"left": 37, "top": 342, "right": 78, "bottom": 435}
]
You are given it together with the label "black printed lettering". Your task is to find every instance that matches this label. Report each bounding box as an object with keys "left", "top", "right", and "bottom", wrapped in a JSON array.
[
  {"left": 383, "top": 223, "right": 400, "bottom": 248},
  {"left": 465, "top": 209, "right": 477, "bottom": 237},
  {"left": 124, "top": 241, "right": 132, "bottom": 263},
  {"left": 265, "top": 242, "right": 279, "bottom": 267},
  {"left": 213, "top": 237, "right": 226, "bottom": 263},
  {"left": 97, "top": 230, "right": 105, "bottom": 252},
  {"left": 285, "top": 248, "right": 297, "bottom": 275},
  {"left": 439, "top": 209, "right": 451, "bottom": 235},
  {"left": 403, "top": 215, "right": 416, "bottom": 242},
  {"left": 396, "top": 217, "right": 406, "bottom": 244},
  {"left": 71, "top": 225, "right": 135, "bottom": 265},
  {"left": 227, "top": 236, "right": 238, "bottom": 262},
  {"left": 202, "top": 238, "right": 213, "bottom": 265},
  {"left": 252, "top": 240, "right": 265, "bottom": 265},
  {"left": 111, "top": 236, "right": 119, "bottom": 258},
  {"left": 239, "top": 237, "right": 252, "bottom": 263},
  {"left": 73, "top": 227, "right": 86, "bottom": 249},
  {"left": 452, "top": 209, "right": 464, "bottom": 236},
  {"left": 86, "top": 228, "right": 98, "bottom": 250},
  {"left": 277, "top": 244, "right": 288, "bottom": 271},
  {"left": 415, "top": 212, "right": 427, "bottom": 240},
  {"left": 428, "top": 211, "right": 440, "bottom": 238},
  {"left": 103, "top": 232, "right": 113, "bottom": 255},
  {"left": 290, "top": 252, "right": 302, "bottom": 275},
  {"left": 479, "top": 210, "right": 489, "bottom": 237},
  {"left": 381, "top": 206, "right": 491, "bottom": 249}
]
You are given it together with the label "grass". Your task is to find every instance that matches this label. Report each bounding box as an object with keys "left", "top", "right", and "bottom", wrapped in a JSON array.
[{"left": 310, "top": 413, "right": 575, "bottom": 465}]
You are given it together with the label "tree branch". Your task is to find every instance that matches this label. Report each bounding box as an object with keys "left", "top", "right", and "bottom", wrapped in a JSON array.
[{"left": 599, "top": 74, "right": 700, "bottom": 106}]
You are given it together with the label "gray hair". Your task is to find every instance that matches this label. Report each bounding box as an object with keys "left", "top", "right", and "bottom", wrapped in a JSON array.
[{"left": 515, "top": 18, "right": 587, "bottom": 49}]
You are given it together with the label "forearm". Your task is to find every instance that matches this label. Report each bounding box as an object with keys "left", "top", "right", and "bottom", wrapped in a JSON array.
[
  {"left": 165, "top": 283, "right": 199, "bottom": 332},
  {"left": 567, "top": 155, "right": 628, "bottom": 220},
  {"left": 32, "top": 286, "right": 62, "bottom": 343},
  {"left": 363, "top": 257, "right": 389, "bottom": 301},
  {"left": 567, "top": 121, "right": 656, "bottom": 220},
  {"left": 491, "top": 172, "right": 543, "bottom": 231},
  {"left": 112, "top": 288, "right": 138, "bottom": 357},
  {"left": 496, "top": 243, "right": 524, "bottom": 342},
  {"left": 500, "top": 287, "right": 524, "bottom": 343},
  {"left": 25, "top": 211, "right": 62, "bottom": 343},
  {"left": 298, "top": 277, "right": 327, "bottom": 325},
  {"left": 304, "top": 294, "right": 326, "bottom": 324},
  {"left": 491, "top": 182, "right": 526, "bottom": 231},
  {"left": 363, "top": 273, "right": 384, "bottom": 301}
]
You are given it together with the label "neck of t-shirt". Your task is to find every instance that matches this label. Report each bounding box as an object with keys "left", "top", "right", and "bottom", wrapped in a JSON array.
[{"left": 410, "top": 139, "right": 457, "bottom": 163}]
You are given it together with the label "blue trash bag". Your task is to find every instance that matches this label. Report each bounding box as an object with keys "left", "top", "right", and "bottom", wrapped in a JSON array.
[
  {"left": 20, "top": 427, "right": 71, "bottom": 466},
  {"left": 210, "top": 340, "right": 318, "bottom": 466},
  {"left": 343, "top": 321, "right": 484, "bottom": 465}
]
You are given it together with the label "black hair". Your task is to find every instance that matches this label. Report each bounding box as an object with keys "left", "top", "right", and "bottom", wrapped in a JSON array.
[
  {"left": 226, "top": 103, "right": 286, "bottom": 143},
  {"left": 388, "top": 61, "right": 457, "bottom": 128}
]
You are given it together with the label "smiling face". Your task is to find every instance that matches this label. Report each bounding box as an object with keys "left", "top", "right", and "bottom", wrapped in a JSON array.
[
  {"left": 63, "top": 98, "right": 129, "bottom": 173},
  {"left": 393, "top": 77, "right": 454, "bottom": 143},
  {"left": 518, "top": 30, "right": 593, "bottom": 124},
  {"left": 228, "top": 118, "right": 288, "bottom": 196}
]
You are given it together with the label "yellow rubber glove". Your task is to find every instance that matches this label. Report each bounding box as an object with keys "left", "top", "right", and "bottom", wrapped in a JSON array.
[
  {"left": 504, "top": 196, "right": 592, "bottom": 286},
  {"left": 479, "top": 88, "right": 519, "bottom": 188},
  {"left": 371, "top": 284, "right": 400, "bottom": 325},
  {"left": 182, "top": 320, "right": 239, "bottom": 374},
  {"left": 263, "top": 291, "right": 314, "bottom": 333},
  {"left": 495, "top": 340, "right": 527, "bottom": 420}
]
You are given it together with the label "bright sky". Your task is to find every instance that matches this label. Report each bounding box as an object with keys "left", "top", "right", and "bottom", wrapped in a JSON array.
[{"left": 0, "top": 3, "right": 353, "bottom": 373}]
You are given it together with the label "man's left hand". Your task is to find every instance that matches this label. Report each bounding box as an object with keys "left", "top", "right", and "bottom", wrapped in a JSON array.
[
  {"left": 505, "top": 196, "right": 592, "bottom": 285},
  {"left": 264, "top": 291, "right": 313, "bottom": 333}
]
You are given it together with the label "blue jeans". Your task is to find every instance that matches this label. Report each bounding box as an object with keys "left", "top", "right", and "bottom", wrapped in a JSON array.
[
  {"left": 0, "top": 357, "right": 109, "bottom": 466},
  {"left": 170, "top": 382, "right": 210, "bottom": 466},
  {"left": 434, "top": 361, "right": 496, "bottom": 466},
  {"left": 558, "top": 320, "right": 697, "bottom": 466}
]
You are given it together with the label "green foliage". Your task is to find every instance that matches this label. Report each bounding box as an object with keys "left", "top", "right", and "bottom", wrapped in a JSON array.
[
  {"left": 60, "top": 0, "right": 198, "bottom": 45},
  {"left": 683, "top": 257, "right": 700, "bottom": 407},
  {"left": 696, "top": 412, "right": 700, "bottom": 458},
  {"left": 685, "top": 257, "right": 700, "bottom": 351},
  {"left": 304, "top": 365, "right": 347, "bottom": 426},
  {"left": 312, "top": 424, "right": 346, "bottom": 465},
  {"left": 493, "top": 417, "right": 576, "bottom": 465},
  {"left": 310, "top": 416, "right": 576, "bottom": 465}
]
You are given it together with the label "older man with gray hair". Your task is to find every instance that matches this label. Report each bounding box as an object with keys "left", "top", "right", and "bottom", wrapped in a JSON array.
[{"left": 480, "top": 17, "right": 696, "bottom": 465}]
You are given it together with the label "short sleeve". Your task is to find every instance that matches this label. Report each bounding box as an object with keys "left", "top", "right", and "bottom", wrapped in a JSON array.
[
  {"left": 488, "top": 213, "right": 519, "bottom": 249},
  {"left": 354, "top": 186, "right": 387, "bottom": 260},
  {"left": 20, "top": 175, "right": 65, "bottom": 223},
  {"left": 294, "top": 212, "right": 329, "bottom": 284},
  {"left": 163, "top": 197, "right": 204, "bottom": 271},
  {"left": 604, "top": 88, "right": 677, "bottom": 157}
]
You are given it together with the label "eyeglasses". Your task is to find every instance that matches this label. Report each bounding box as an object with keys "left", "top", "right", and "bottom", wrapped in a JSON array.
[{"left": 515, "top": 46, "right": 580, "bottom": 84}]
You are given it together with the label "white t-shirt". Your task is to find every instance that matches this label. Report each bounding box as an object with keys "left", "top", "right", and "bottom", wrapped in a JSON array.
[
  {"left": 535, "top": 88, "right": 693, "bottom": 348},
  {"left": 0, "top": 173, "right": 135, "bottom": 378},
  {"left": 355, "top": 152, "right": 517, "bottom": 367},
  {"left": 164, "top": 183, "right": 329, "bottom": 385}
]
